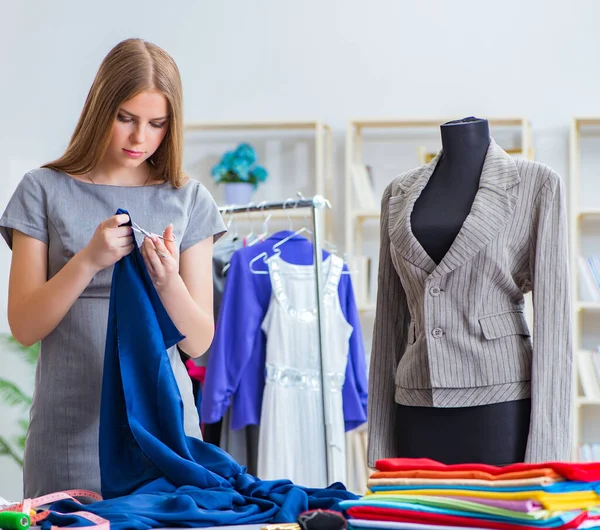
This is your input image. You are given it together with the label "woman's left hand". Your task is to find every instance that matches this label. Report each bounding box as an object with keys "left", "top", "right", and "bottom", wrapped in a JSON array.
[{"left": 141, "top": 224, "right": 179, "bottom": 291}]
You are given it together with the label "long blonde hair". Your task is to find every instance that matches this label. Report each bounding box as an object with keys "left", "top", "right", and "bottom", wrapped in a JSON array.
[{"left": 44, "top": 38, "right": 187, "bottom": 188}]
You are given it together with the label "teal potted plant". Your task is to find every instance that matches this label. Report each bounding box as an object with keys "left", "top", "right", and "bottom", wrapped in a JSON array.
[
  {"left": 211, "top": 143, "right": 268, "bottom": 204},
  {"left": 0, "top": 336, "right": 39, "bottom": 467}
]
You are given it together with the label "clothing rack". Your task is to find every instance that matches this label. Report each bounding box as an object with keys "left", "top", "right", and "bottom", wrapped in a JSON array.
[{"left": 218, "top": 195, "right": 334, "bottom": 486}]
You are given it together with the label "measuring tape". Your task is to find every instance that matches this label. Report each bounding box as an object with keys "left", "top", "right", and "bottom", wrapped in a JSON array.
[{"left": 0, "top": 490, "right": 108, "bottom": 530}]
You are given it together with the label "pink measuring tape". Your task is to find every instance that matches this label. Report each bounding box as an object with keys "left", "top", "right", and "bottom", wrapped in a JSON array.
[{"left": 0, "top": 490, "right": 108, "bottom": 530}]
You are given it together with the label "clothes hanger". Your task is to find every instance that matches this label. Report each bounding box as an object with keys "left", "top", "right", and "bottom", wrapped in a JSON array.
[
  {"left": 243, "top": 202, "right": 260, "bottom": 246},
  {"left": 248, "top": 197, "right": 299, "bottom": 274},
  {"left": 223, "top": 200, "right": 274, "bottom": 276},
  {"left": 225, "top": 205, "right": 239, "bottom": 241},
  {"left": 271, "top": 195, "right": 342, "bottom": 257},
  {"left": 247, "top": 201, "right": 272, "bottom": 247},
  {"left": 217, "top": 205, "right": 237, "bottom": 245},
  {"left": 285, "top": 195, "right": 354, "bottom": 275},
  {"left": 270, "top": 197, "right": 312, "bottom": 253},
  {"left": 248, "top": 195, "right": 351, "bottom": 275},
  {"left": 219, "top": 205, "right": 242, "bottom": 275},
  {"left": 249, "top": 196, "right": 344, "bottom": 274}
]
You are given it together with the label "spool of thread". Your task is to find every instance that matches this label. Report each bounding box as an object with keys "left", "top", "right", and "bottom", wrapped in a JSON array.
[{"left": 0, "top": 511, "right": 30, "bottom": 530}]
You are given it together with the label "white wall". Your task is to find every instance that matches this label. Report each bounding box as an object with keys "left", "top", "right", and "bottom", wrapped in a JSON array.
[{"left": 2, "top": 0, "right": 600, "bottom": 499}]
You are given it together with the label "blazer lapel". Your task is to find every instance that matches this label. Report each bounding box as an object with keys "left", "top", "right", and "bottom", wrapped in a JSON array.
[
  {"left": 388, "top": 139, "right": 520, "bottom": 278},
  {"left": 431, "top": 139, "right": 520, "bottom": 279},
  {"left": 388, "top": 153, "right": 441, "bottom": 274}
]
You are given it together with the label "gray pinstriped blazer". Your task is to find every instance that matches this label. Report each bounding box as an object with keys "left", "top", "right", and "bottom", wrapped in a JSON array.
[{"left": 367, "top": 139, "right": 572, "bottom": 467}]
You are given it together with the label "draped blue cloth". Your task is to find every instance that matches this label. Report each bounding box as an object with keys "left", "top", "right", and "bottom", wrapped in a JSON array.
[{"left": 42, "top": 210, "right": 357, "bottom": 530}]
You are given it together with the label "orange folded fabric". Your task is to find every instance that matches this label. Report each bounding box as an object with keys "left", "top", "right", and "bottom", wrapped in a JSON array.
[
  {"left": 367, "top": 476, "right": 560, "bottom": 488},
  {"left": 369, "top": 468, "right": 561, "bottom": 481}
]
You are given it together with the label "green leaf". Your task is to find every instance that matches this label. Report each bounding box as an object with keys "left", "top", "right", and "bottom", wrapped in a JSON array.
[
  {"left": 0, "top": 379, "right": 32, "bottom": 408},
  {"left": 5, "top": 335, "right": 40, "bottom": 365},
  {"left": 0, "top": 437, "right": 23, "bottom": 467},
  {"left": 14, "top": 434, "right": 26, "bottom": 452}
]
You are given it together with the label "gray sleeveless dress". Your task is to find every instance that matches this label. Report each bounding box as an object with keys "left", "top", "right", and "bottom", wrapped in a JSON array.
[{"left": 0, "top": 168, "right": 226, "bottom": 498}]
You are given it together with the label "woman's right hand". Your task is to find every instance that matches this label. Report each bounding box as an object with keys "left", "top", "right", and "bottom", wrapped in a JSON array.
[{"left": 81, "top": 213, "right": 135, "bottom": 272}]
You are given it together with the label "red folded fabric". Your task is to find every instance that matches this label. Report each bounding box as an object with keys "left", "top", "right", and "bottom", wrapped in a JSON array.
[
  {"left": 374, "top": 458, "right": 600, "bottom": 482},
  {"left": 345, "top": 506, "right": 598, "bottom": 530}
]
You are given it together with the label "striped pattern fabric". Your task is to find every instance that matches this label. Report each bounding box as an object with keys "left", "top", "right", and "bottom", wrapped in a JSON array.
[{"left": 367, "top": 139, "right": 572, "bottom": 467}]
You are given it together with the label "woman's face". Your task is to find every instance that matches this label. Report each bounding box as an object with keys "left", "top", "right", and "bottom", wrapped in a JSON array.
[{"left": 106, "top": 89, "right": 170, "bottom": 169}]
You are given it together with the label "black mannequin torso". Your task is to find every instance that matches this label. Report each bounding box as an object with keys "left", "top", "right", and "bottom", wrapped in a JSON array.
[
  {"left": 395, "top": 399, "right": 531, "bottom": 465},
  {"left": 411, "top": 117, "right": 490, "bottom": 264},
  {"left": 398, "top": 117, "right": 531, "bottom": 465}
]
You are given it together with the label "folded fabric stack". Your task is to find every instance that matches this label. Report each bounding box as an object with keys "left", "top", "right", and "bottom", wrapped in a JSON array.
[{"left": 340, "top": 458, "right": 600, "bottom": 530}]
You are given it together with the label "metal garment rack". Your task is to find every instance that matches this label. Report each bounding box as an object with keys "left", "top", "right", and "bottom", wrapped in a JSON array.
[{"left": 218, "top": 195, "right": 334, "bottom": 486}]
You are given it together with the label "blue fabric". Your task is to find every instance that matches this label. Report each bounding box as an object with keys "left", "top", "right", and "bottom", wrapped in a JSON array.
[
  {"left": 201, "top": 231, "right": 368, "bottom": 431},
  {"left": 338, "top": 501, "right": 582, "bottom": 528},
  {"left": 42, "top": 212, "right": 357, "bottom": 530}
]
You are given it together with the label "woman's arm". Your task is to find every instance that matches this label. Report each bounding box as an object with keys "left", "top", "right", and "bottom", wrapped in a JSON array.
[
  {"left": 9, "top": 231, "right": 97, "bottom": 346},
  {"left": 8, "top": 214, "right": 133, "bottom": 346},
  {"left": 141, "top": 226, "right": 214, "bottom": 358}
]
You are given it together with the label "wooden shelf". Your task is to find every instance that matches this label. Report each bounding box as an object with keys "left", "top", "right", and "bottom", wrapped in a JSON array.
[
  {"left": 573, "top": 117, "right": 600, "bottom": 127},
  {"left": 577, "top": 397, "right": 600, "bottom": 406},
  {"left": 576, "top": 302, "right": 600, "bottom": 311},
  {"left": 578, "top": 210, "right": 600, "bottom": 218},
  {"left": 349, "top": 117, "right": 527, "bottom": 130},
  {"left": 358, "top": 303, "right": 376, "bottom": 313},
  {"left": 184, "top": 119, "right": 334, "bottom": 240},
  {"left": 353, "top": 209, "right": 381, "bottom": 220},
  {"left": 185, "top": 120, "right": 330, "bottom": 132},
  {"left": 570, "top": 117, "right": 600, "bottom": 460}
]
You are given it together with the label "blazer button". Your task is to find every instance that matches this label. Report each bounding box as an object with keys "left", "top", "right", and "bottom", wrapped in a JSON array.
[
  {"left": 432, "top": 327, "right": 443, "bottom": 338},
  {"left": 430, "top": 286, "right": 441, "bottom": 296}
]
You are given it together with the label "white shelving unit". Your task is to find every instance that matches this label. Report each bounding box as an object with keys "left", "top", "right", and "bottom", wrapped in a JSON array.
[
  {"left": 569, "top": 117, "right": 600, "bottom": 460},
  {"left": 183, "top": 120, "right": 334, "bottom": 237},
  {"left": 344, "top": 117, "right": 534, "bottom": 313}
]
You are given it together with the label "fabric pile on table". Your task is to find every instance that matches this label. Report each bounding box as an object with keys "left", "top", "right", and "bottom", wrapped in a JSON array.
[{"left": 340, "top": 458, "right": 600, "bottom": 530}]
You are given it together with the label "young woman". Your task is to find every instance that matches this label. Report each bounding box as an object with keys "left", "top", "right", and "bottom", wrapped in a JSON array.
[{"left": 0, "top": 38, "right": 225, "bottom": 498}]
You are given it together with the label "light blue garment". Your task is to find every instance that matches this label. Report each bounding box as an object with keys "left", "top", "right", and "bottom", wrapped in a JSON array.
[{"left": 348, "top": 520, "right": 518, "bottom": 530}]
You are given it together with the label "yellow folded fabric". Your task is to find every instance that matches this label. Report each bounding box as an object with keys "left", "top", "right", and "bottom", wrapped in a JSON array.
[{"left": 368, "top": 488, "right": 600, "bottom": 511}]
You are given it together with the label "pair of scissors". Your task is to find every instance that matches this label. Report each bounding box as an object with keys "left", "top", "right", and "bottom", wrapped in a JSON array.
[{"left": 131, "top": 221, "right": 176, "bottom": 242}]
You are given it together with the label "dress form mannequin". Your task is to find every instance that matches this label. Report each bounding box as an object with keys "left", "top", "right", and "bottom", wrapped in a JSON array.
[
  {"left": 398, "top": 117, "right": 531, "bottom": 466},
  {"left": 411, "top": 117, "right": 490, "bottom": 264}
]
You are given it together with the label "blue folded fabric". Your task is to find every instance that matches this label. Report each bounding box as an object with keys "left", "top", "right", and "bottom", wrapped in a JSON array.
[
  {"left": 42, "top": 209, "right": 356, "bottom": 530},
  {"left": 338, "top": 500, "right": 582, "bottom": 528}
]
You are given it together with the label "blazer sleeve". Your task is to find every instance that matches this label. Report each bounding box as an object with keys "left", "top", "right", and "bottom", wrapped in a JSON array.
[
  {"left": 525, "top": 173, "right": 573, "bottom": 462},
  {"left": 367, "top": 183, "right": 411, "bottom": 468}
]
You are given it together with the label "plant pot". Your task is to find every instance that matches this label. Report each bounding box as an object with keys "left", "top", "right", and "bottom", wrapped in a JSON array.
[{"left": 223, "top": 182, "right": 255, "bottom": 205}]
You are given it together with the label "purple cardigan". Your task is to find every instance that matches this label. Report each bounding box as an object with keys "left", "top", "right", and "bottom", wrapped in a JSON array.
[{"left": 201, "top": 231, "right": 368, "bottom": 431}]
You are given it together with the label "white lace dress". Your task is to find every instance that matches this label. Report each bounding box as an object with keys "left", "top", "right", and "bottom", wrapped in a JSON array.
[{"left": 258, "top": 254, "right": 353, "bottom": 488}]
